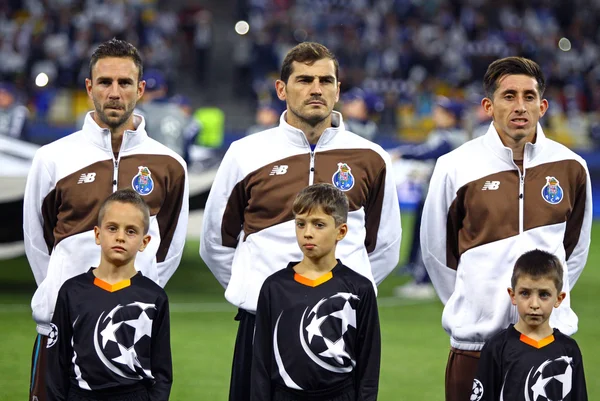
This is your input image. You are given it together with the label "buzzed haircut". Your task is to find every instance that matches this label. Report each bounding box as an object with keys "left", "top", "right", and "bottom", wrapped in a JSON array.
[
  {"left": 97, "top": 189, "right": 150, "bottom": 234},
  {"left": 292, "top": 183, "right": 348, "bottom": 226},
  {"left": 483, "top": 56, "right": 546, "bottom": 99},
  {"left": 511, "top": 249, "right": 563, "bottom": 292},
  {"left": 89, "top": 38, "right": 144, "bottom": 82},
  {"left": 280, "top": 42, "right": 339, "bottom": 84}
]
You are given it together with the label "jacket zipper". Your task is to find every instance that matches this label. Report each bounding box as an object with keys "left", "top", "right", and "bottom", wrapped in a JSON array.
[
  {"left": 309, "top": 151, "right": 315, "bottom": 185},
  {"left": 112, "top": 158, "right": 119, "bottom": 192}
]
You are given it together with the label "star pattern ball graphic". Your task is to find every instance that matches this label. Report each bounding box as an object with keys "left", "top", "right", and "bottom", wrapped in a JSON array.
[
  {"left": 300, "top": 292, "right": 360, "bottom": 371},
  {"left": 525, "top": 356, "right": 573, "bottom": 401},
  {"left": 471, "top": 379, "right": 484, "bottom": 401},
  {"left": 94, "top": 302, "right": 157, "bottom": 379}
]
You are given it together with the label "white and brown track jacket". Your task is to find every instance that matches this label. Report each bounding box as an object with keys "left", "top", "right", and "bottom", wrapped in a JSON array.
[
  {"left": 421, "top": 123, "right": 592, "bottom": 351},
  {"left": 24, "top": 112, "right": 188, "bottom": 336},
  {"left": 200, "top": 111, "right": 401, "bottom": 313}
]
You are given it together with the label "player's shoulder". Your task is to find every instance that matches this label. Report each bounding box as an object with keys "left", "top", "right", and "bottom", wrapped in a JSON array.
[
  {"left": 35, "top": 130, "right": 85, "bottom": 160},
  {"left": 339, "top": 128, "right": 389, "bottom": 157},
  {"left": 141, "top": 135, "right": 188, "bottom": 169},
  {"left": 540, "top": 137, "right": 588, "bottom": 169},
  {"left": 228, "top": 126, "right": 279, "bottom": 153}
]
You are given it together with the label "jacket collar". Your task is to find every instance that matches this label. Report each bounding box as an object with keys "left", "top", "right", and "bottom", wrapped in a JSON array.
[
  {"left": 278, "top": 110, "right": 345, "bottom": 149},
  {"left": 82, "top": 111, "right": 148, "bottom": 152},
  {"left": 483, "top": 121, "right": 547, "bottom": 162}
]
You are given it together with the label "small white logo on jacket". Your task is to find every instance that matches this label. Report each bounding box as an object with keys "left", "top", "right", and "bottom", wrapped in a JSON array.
[
  {"left": 482, "top": 181, "right": 500, "bottom": 190},
  {"left": 270, "top": 165, "right": 288, "bottom": 175},
  {"left": 77, "top": 173, "right": 96, "bottom": 184}
]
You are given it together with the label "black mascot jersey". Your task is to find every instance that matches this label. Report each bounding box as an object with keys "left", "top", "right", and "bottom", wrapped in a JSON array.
[
  {"left": 47, "top": 269, "right": 171, "bottom": 401},
  {"left": 251, "top": 261, "right": 380, "bottom": 401}
]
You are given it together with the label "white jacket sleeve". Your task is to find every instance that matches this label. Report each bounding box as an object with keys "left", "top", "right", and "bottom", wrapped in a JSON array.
[
  {"left": 200, "top": 145, "right": 244, "bottom": 288},
  {"left": 367, "top": 151, "right": 402, "bottom": 285},
  {"left": 564, "top": 160, "right": 593, "bottom": 288},
  {"left": 23, "top": 149, "right": 54, "bottom": 286},
  {"left": 156, "top": 162, "right": 189, "bottom": 287},
  {"left": 420, "top": 156, "right": 457, "bottom": 304}
]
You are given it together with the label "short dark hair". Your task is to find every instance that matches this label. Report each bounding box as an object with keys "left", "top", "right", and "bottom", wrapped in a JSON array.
[
  {"left": 89, "top": 38, "right": 144, "bottom": 82},
  {"left": 280, "top": 42, "right": 339, "bottom": 84},
  {"left": 511, "top": 249, "right": 563, "bottom": 292},
  {"left": 97, "top": 189, "right": 150, "bottom": 234},
  {"left": 292, "top": 183, "right": 348, "bottom": 226},
  {"left": 483, "top": 57, "right": 546, "bottom": 99}
]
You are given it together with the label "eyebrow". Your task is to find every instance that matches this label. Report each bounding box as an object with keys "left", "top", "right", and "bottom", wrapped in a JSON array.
[
  {"left": 96, "top": 77, "right": 135, "bottom": 84},
  {"left": 295, "top": 75, "right": 335, "bottom": 81},
  {"left": 500, "top": 88, "right": 538, "bottom": 96}
]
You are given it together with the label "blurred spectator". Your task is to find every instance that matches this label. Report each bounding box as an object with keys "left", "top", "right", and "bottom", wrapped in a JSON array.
[
  {"left": 137, "top": 69, "right": 198, "bottom": 163},
  {"left": 0, "top": 82, "right": 30, "bottom": 140},
  {"left": 391, "top": 96, "right": 469, "bottom": 299},
  {"left": 340, "top": 87, "right": 383, "bottom": 141},
  {"left": 193, "top": 10, "right": 213, "bottom": 84},
  {"left": 246, "top": 101, "right": 282, "bottom": 136}
]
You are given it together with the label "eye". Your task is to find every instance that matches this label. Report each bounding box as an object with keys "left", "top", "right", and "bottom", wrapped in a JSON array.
[
  {"left": 296, "top": 222, "right": 305, "bottom": 228},
  {"left": 127, "top": 229, "right": 137, "bottom": 235},
  {"left": 315, "top": 222, "right": 325, "bottom": 228},
  {"left": 525, "top": 95, "right": 535, "bottom": 101},
  {"left": 504, "top": 94, "right": 514, "bottom": 100},
  {"left": 107, "top": 226, "right": 117, "bottom": 232},
  {"left": 540, "top": 292, "right": 550, "bottom": 298},
  {"left": 519, "top": 290, "right": 529, "bottom": 297}
]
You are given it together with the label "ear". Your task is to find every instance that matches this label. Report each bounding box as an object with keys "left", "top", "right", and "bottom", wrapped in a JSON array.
[
  {"left": 539, "top": 98, "right": 548, "bottom": 118},
  {"left": 94, "top": 226, "right": 101, "bottom": 245},
  {"left": 275, "top": 80, "right": 286, "bottom": 101},
  {"left": 507, "top": 287, "right": 517, "bottom": 305},
  {"left": 139, "top": 234, "right": 151, "bottom": 252},
  {"left": 85, "top": 78, "right": 93, "bottom": 99},
  {"left": 481, "top": 97, "right": 494, "bottom": 119},
  {"left": 335, "top": 81, "right": 341, "bottom": 103},
  {"left": 554, "top": 291, "right": 566, "bottom": 308},
  {"left": 137, "top": 80, "right": 146, "bottom": 101},
  {"left": 336, "top": 223, "right": 348, "bottom": 242}
]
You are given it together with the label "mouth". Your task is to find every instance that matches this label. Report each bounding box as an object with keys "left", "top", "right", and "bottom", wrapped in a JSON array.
[
  {"left": 112, "top": 246, "right": 126, "bottom": 252},
  {"left": 306, "top": 100, "right": 325, "bottom": 106},
  {"left": 303, "top": 244, "right": 316, "bottom": 250},
  {"left": 510, "top": 117, "right": 528, "bottom": 127}
]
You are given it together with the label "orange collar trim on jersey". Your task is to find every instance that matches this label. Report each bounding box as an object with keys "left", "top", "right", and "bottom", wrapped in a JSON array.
[
  {"left": 520, "top": 333, "right": 555, "bottom": 349},
  {"left": 294, "top": 272, "right": 333, "bottom": 287},
  {"left": 94, "top": 277, "right": 131, "bottom": 292}
]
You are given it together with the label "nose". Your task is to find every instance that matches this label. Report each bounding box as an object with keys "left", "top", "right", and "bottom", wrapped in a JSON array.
[
  {"left": 310, "top": 80, "right": 323, "bottom": 96},
  {"left": 116, "top": 229, "right": 126, "bottom": 242},
  {"left": 530, "top": 297, "right": 540, "bottom": 309},
  {"left": 108, "top": 81, "right": 121, "bottom": 99},
  {"left": 514, "top": 96, "right": 526, "bottom": 113},
  {"left": 304, "top": 226, "right": 314, "bottom": 238}
]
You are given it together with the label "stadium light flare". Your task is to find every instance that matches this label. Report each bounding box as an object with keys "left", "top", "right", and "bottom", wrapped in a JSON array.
[
  {"left": 35, "top": 73, "right": 49, "bottom": 87},
  {"left": 235, "top": 21, "right": 250, "bottom": 35},
  {"left": 558, "top": 37, "right": 571, "bottom": 52}
]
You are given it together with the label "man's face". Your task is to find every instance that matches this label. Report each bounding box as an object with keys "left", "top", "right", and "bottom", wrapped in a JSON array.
[
  {"left": 275, "top": 59, "right": 340, "bottom": 127},
  {"left": 85, "top": 57, "right": 145, "bottom": 130},
  {"left": 482, "top": 74, "right": 548, "bottom": 145},
  {"left": 0, "top": 89, "right": 15, "bottom": 109}
]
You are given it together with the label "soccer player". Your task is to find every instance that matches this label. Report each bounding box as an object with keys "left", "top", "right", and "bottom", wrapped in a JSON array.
[
  {"left": 420, "top": 56, "right": 592, "bottom": 401},
  {"left": 24, "top": 38, "right": 188, "bottom": 401},
  {"left": 251, "top": 183, "right": 380, "bottom": 401},
  {"left": 471, "top": 249, "right": 587, "bottom": 401},
  {"left": 200, "top": 42, "right": 400, "bottom": 401},
  {"left": 47, "top": 189, "right": 172, "bottom": 401}
]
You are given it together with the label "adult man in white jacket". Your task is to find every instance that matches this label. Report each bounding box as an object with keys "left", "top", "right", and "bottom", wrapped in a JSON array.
[
  {"left": 200, "top": 42, "right": 401, "bottom": 401},
  {"left": 421, "top": 57, "right": 592, "bottom": 401},
  {"left": 23, "top": 39, "right": 188, "bottom": 401}
]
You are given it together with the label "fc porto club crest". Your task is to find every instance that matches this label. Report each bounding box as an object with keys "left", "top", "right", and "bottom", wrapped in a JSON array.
[
  {"left": 332, "top": 162, "right": 355, "bottom": 191},
  {"left": 541, "top": 176, "right": 563, "bottom": 205},
  {"left": 132, "top": 166, "right": 154, "bottom": 196}
]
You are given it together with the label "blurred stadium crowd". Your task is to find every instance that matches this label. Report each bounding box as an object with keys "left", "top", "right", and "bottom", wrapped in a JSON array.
[{"left": 1, "top": 0, "right": 600, "bottom": 148}]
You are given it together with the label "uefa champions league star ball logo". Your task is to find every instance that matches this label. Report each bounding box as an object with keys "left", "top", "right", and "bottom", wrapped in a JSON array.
[
  {"left": 93, "top": 302, "right": 157, "bottom": 379},
  {"left": 524, "top": 356, "right": 573, "bottom": 401},
  {"left": 47, "top": 323, "right": 59, "bottom": 348},
  {"left": 471, "top": 379, "right": 484, "bottom": 401},
  {"left": 299, "top": 292, "right": 359, "bottom": 372}
]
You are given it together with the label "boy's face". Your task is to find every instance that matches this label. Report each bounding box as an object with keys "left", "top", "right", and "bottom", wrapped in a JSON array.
[
  {"left": 294, "top": 207, "right": 347, "bottom": 260},
  {"left": 94, "top": 201, "right": 150, "bottom": 266},
  {"left": 508, "top": 274, "right": 565, "bottom": 330}
]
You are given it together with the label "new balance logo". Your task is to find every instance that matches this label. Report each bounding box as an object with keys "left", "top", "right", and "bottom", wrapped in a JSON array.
[
  {"left": 269, "top": 165, "right": 288, "bottom": 176},
  {"left": 482, "top": 181, "right": 500, "bottom": 190},
  {"left": 77, "top": 173, "right": 96, "bottom": 184}
]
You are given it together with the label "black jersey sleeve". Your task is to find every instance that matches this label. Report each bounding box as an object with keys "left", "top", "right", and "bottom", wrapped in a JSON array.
[
  {"left": 46, "top": 285, "right": 73, "bottom": 401},
  {"left": 354, "top": 284, "right": 380, "bottom": 401},
  {"left": 473, "top": 337, "right": 502, "bottom": 401},
  {"left": 251, "top": 281, "right": 273, "bottom": 401},
  {"left": 148, "top": 294, "right": 173, "bottom": 401},
  {"left": 570, "top": 341, "right": 588, "bottom": 401}
]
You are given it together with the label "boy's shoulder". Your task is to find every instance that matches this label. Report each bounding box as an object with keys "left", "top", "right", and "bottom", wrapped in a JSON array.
[
  {"left": 59, "top": 270, "right": 94, "bottom": 291},
  {"left": 553, "top": 329, "right": 582, "bottom": 351},
  {"left": 336, "top": 262, "right": 375, "bottom": 288},
  {"left": 135, "top": 274, "right": 168, "bottom": 298}
]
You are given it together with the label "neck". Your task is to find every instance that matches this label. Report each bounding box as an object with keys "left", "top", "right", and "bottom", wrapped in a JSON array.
[
  {"left": 94, "top": 259, "right": 137, "bottom": 284},
  {"left": 514, "top": 320, "right": 554, "bottom": 341},
  {"left": 294, "top": 255, "right": 338, "bottom": 279},
  {"left": 285, "top": 111, "right": 332, "bottom": 145}
]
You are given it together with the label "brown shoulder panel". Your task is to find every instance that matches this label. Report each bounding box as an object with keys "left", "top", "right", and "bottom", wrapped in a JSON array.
[
  {"left": 52, "top": 159, "right": 114, "bottom": 247},
  {"left": 522, "top": 160, "right": 587, "bottom": 259},
  {"left": 221, "top": 148, "right": 387, "bottom": 246},
  {"left": 446, "top": 169, "right": 520, "bottom": 269},
  {"left": 118, "top": 155, "right": 186, "bottom": 263}
]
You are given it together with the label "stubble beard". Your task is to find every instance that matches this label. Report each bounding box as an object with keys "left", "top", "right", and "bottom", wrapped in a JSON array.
[{"left": 93, "top": 98, "right": 136, "bottom": 130}]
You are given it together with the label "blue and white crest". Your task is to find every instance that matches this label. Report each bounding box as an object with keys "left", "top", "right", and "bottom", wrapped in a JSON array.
[
  {"left": 132, "top": 166, "right": 154, "bottom": 196},
  {"left": 332, "top": 162, "right": 355, "bottom": 191},
  {"left": 541, "top": 176, "right": 563, "bottom": 205}
]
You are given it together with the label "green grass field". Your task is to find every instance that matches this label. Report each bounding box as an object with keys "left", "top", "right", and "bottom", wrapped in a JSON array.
[{"left": 1, "top": 216, "right": 598, "bottom": 400}]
